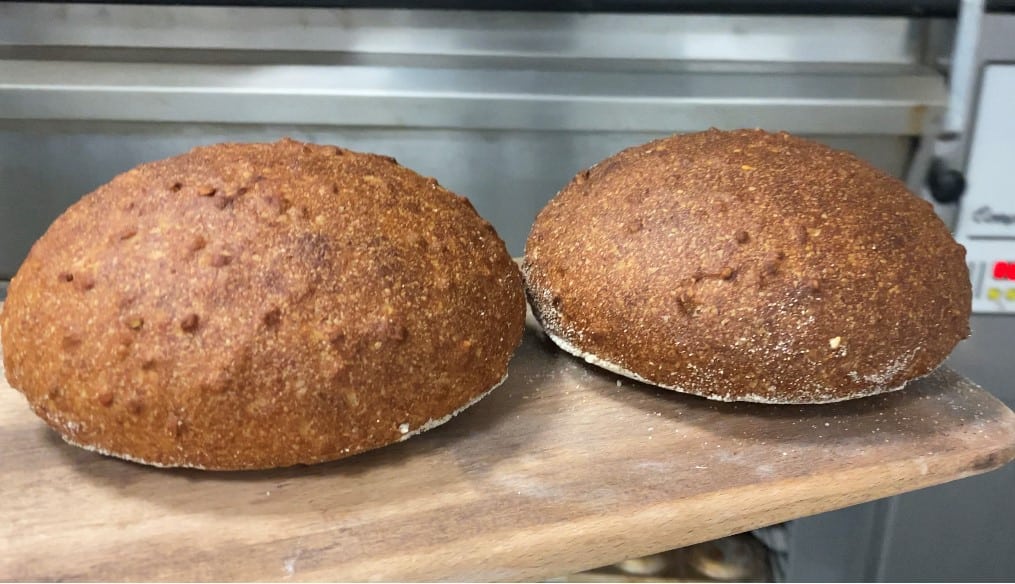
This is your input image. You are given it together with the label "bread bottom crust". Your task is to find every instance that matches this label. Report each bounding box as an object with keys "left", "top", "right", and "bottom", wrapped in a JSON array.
[
  {"left": 60, "top": 372, "right": 509, "bottom": 470},
  {"left": 535, "top": 311, "right": 915, "bottom": 405}
]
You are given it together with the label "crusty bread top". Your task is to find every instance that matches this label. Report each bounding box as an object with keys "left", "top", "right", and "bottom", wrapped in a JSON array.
[
  {"left": 1, "top": 139, "right": 526, "bottom": 469},
  {"left": 524, "top": 129, "right": 970, "bottom": 403}
]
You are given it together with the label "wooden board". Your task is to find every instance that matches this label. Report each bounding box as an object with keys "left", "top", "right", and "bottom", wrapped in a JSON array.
[{"left": 2, "top": 312, "right": 1014, "bottom": 582}]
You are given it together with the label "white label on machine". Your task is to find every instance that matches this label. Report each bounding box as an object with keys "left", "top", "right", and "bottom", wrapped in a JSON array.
[{"left": 954, "top": 64, "right": 1015, "bottom": 314}]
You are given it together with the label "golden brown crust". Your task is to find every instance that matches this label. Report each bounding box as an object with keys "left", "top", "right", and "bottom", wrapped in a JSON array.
[
  {"left": 0, "top": 138, "right": 525, "bottom": 469},
  {"left": 523, "top": 129, "right": 971, "bottom": 403}
]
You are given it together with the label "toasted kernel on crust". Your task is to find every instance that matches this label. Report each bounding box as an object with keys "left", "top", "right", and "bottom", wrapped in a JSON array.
[
  {"left": 523, "top": 129, "right": 971, "bottom": 404},
  {"left": 0, "top": 138, "right": 526, "bottom": 469}
]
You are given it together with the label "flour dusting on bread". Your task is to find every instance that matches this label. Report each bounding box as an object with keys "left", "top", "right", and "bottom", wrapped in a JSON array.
[{"left": 523, "top": 129, "right": 970, "bottom": 404}]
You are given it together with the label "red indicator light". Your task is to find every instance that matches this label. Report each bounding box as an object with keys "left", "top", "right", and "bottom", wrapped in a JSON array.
[{"left": 995, "top": 262, "right": 1014, "bottom": 280}]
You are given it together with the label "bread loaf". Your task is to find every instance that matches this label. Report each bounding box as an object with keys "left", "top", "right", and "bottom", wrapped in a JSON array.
[
  {"left": 0, "top": 139, "right": 526, "bottom": 469},
  {"left": 523, "top": 129, "right": 970, "bottom": 404}
]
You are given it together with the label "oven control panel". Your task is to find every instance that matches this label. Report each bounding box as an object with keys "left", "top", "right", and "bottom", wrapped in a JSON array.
[
  {"left": 954, "top": 64, "right": 1015, "bottom": 314},
  {"left": 967, "top": 244, "right": 1015, "bottom": 313}
]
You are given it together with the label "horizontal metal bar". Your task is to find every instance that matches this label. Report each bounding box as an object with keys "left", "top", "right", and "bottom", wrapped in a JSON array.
[
  {"left": 4, "top": 0, "right": 968, "bottom": 17},
  {"left": 0, "top": 60, "right": 946, "bottom": 134},
  {"left": 0, "top": 3, "right": 926, "bottom": 65}
]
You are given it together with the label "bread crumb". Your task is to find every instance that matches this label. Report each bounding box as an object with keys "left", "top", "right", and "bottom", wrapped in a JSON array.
[{"left": 829, "top": 336, "right": 842, "bottom": 350}]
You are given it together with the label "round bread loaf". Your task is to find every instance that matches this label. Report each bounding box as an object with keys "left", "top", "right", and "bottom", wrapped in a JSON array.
[
  {"left": 523, "top": 129, "right": 970, "bottom": 404},
  {"left": 0, "top": 139, "right": 525, "bottom": 469}
]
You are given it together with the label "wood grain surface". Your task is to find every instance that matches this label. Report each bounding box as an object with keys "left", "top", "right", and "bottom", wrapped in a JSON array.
[{"left": 2, "top": 312, "right": 1014, "bottom": 582}]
